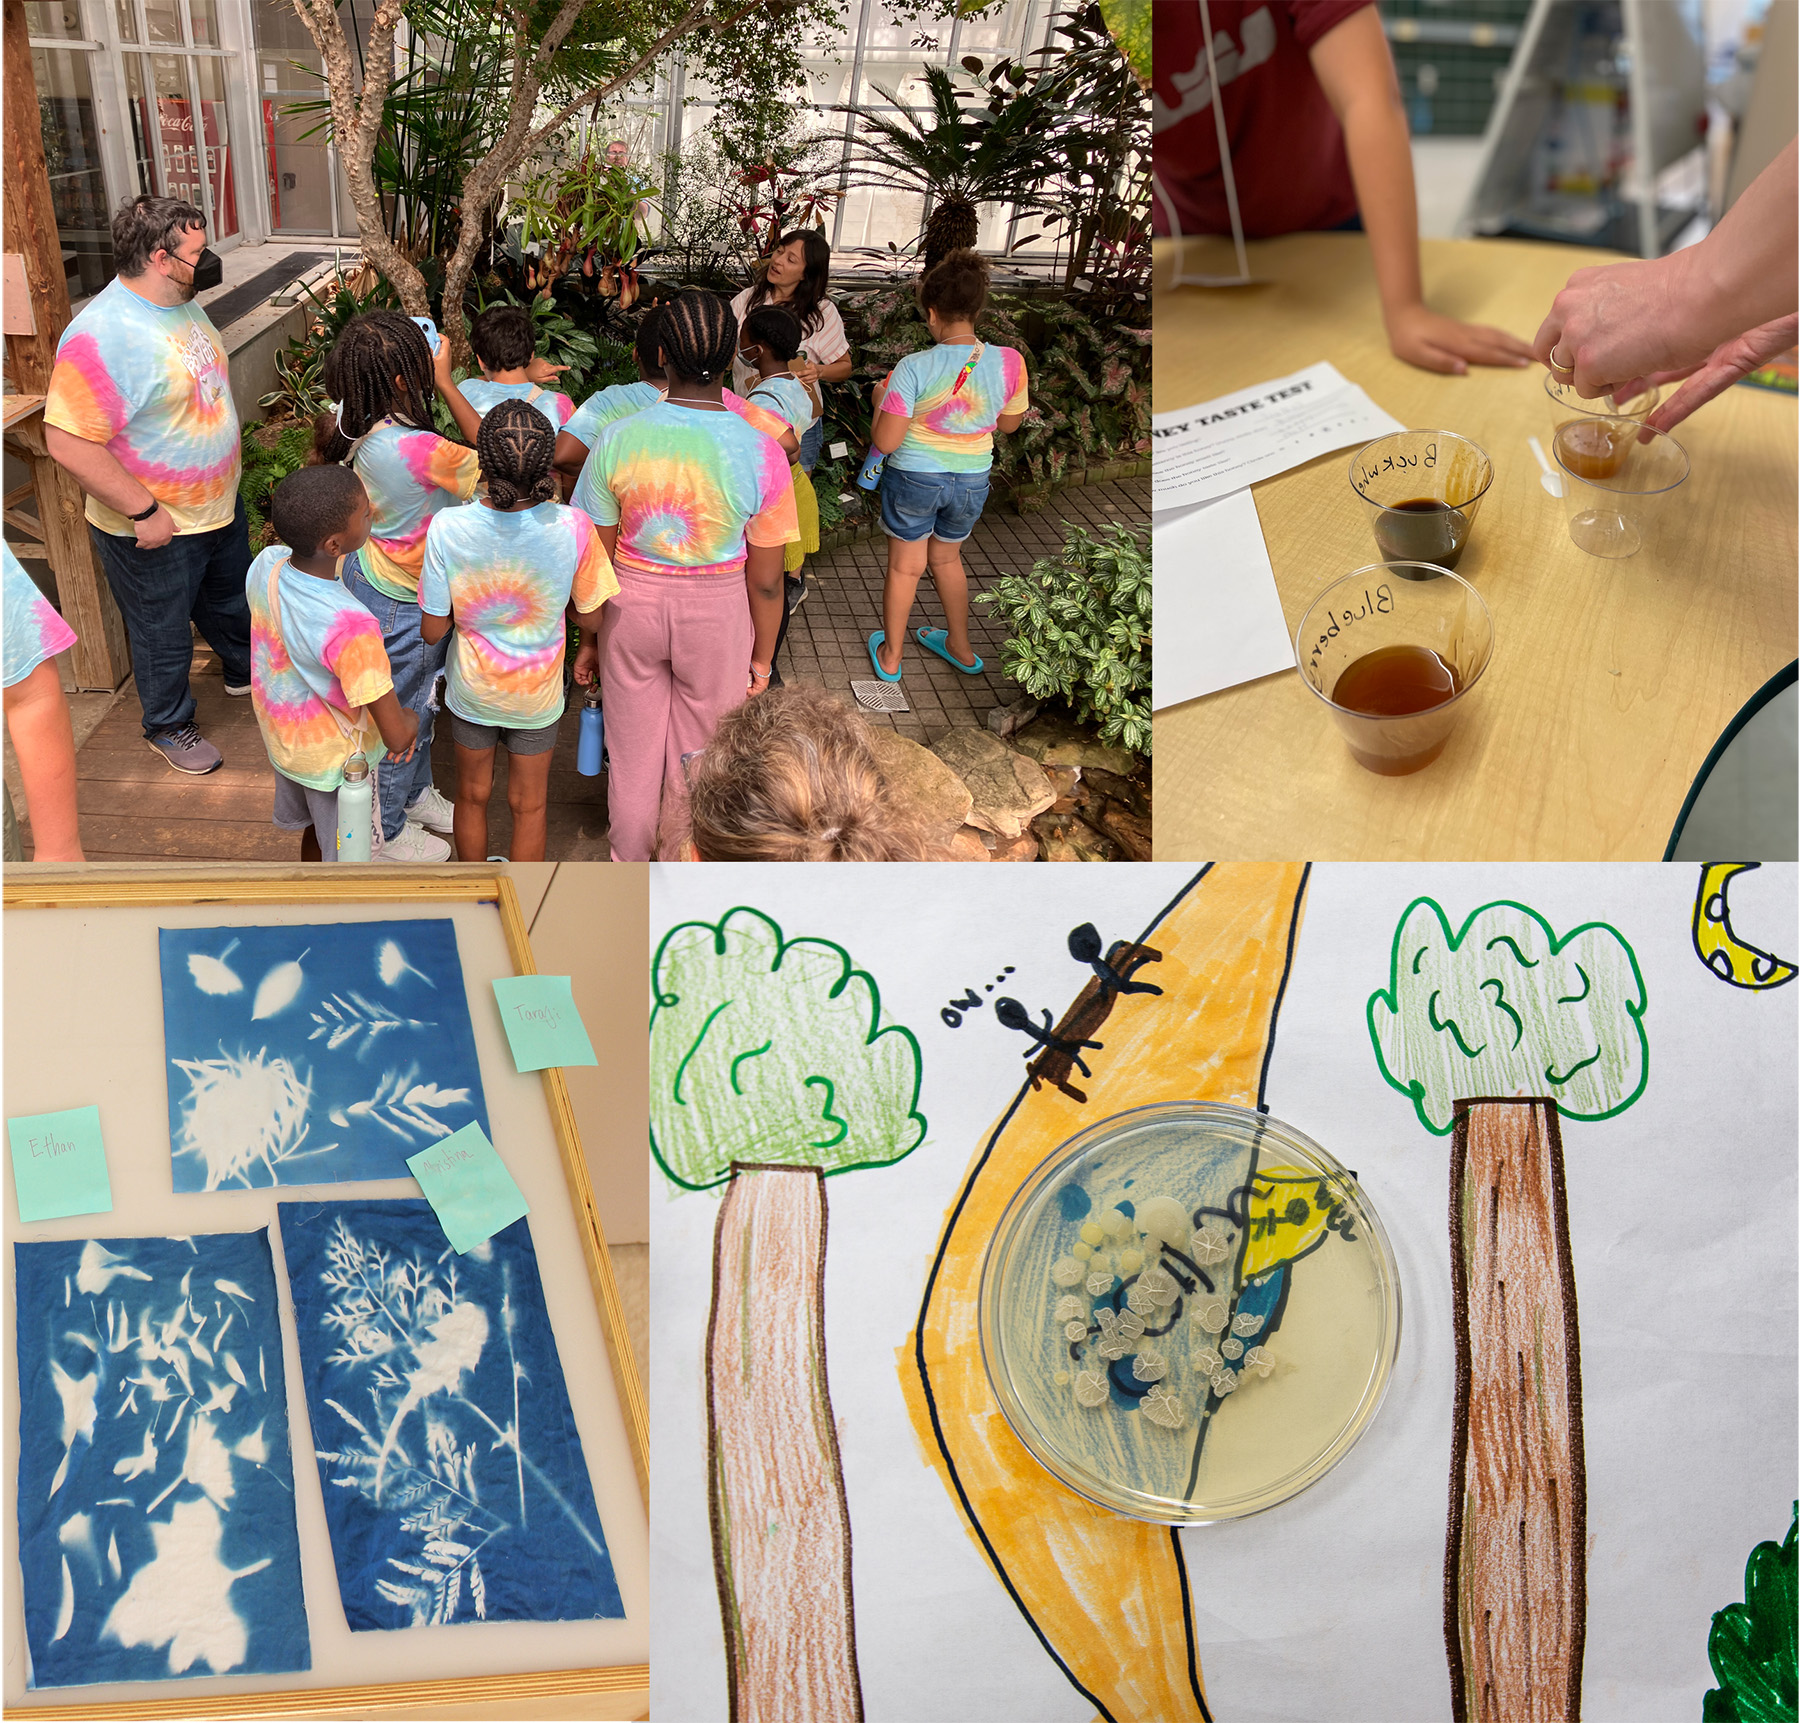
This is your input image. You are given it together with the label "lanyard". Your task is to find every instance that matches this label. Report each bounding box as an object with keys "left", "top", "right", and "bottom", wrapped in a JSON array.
[{"left": 1153, "top": 0, "right": 1255, "bottom": 288}]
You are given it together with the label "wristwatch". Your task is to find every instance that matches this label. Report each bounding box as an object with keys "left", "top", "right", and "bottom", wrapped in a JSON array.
[{"left": 127, "top": 498, "right": 161, "bottom": 522}]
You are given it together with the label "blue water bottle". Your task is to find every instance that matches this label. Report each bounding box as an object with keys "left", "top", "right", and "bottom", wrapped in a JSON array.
[
  {"left": 336, "top": 754, "right": 373, "bottom": 862},
  {"left": 856, "top": 446, "right": 886, "bottom": 491},
  {"left": 577, "top": 685, "right": 605, "bottom": 776}
]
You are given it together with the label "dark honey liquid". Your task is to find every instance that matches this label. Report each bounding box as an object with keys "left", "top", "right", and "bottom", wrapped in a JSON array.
[
  {"left": 1331, "top": 644, "right": 1462, "bottom": 775},
  {"left": 1553, "top": 418, "right": 1627, "bottom": 480},
  {"left": 1373, "top": 497, "right": 1470, "bottom": 568}
]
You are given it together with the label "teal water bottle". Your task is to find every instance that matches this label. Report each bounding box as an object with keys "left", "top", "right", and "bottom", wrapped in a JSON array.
[
  {"left": 577, "top": 685, "right": 605, "bottom": 776},
  {"left": 336, "top": 754, "right": 373, "bottom": 862}
]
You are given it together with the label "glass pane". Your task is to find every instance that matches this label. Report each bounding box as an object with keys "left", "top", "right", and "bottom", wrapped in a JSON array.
[
  {"left": 262, "top": 71, "right": 334, "bottom": 232},
  {"left": 144, "top": 0, "right": 182, "bottom": 44},
  {"left": 25, "top": 1, "right": 84, "bottom": 40},
  {"left": 148, "top": 53, "right": 204, "bottom": 211},
  {"left": 187, "top": 0, "right": 217, "bottom": 46},
  {"left": 29, "top": 47, "right": 116, "bottom": 297},
  {"left": 193, "top": 55, "right": 238, "bottom": 237},
  {"left": 122, "top": 53, "right": 159, "bottom": 196},
  {"left": 113, "top": 0, "right": 138, "bottom": 42}
]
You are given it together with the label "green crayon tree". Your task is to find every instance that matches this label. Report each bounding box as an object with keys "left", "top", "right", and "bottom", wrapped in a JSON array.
[
  {"left": 651, "top": 907, "right": 924, "bottom": 1723},
  {"left": 1368, "top": 897, "right": 1648, "bottom": 1723}
]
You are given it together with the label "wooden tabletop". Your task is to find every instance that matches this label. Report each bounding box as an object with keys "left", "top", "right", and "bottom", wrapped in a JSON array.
[
  {"left": 1153, "top": 234, "right": 1798, "bottom": 861},
  {"left": 1, "top": 392, "right": 44, "bottom": 430}
]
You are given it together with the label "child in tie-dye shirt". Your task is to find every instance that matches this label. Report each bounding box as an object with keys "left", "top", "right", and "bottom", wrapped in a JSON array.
[
  {"left": 420, "top": 401, "right": 618, "bottom": 862},
  {"left": 247, "top": 466, "right": 423, "bottom": 862},
  {"left": 459, "top": 306, "right": 576, "bottom": 432},
  {"left": 2, "top": 544, "right": 83, "bottom": 861},
  {"left": 313, "top": 312, "right": 485, "bottom": 861},
  {"left": 868, "top": 249, "right": 1029, "bottom": 682}
]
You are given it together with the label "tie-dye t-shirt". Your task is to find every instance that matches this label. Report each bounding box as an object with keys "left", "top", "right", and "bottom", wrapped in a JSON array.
[
  {"left": 459, "top": 380, "right": 576, "bottom": 430},
  {"left": 2, "top": 544, "right": 78, "bottom": 688},
  {"left": 573, "top": 400, "right": 798, "bottom": 578},
  {"left": 246, "top": 546, "right": 395, "bottom": 790},
  {"left": 348, "top": 420, "right": 481, "bottom": 601},
  {"left": 418, "top": 501, "right": 619, "bottom": 728},
  {"left": 745, "top": 375, "right": 817, "bottom": 439},
  {"left": 565, "top": 381, "right": 662, "bottom": 450},
  {"left": 882, "top": 342, "right": 1029, "bottom": 473},
  {"left": 44, "top": 278, "right": 240, "bottom": 535}
]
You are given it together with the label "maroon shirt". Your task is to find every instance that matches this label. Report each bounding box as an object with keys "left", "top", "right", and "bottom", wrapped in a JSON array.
[{"left": 1153, "top": 0, "right": 1372, "bottom": 238}]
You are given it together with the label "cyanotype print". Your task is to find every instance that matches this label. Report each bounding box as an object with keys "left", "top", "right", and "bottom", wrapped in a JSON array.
[
  {"left": 158, "top": 920, "right": 489, "bottom": 1190},
  {"left": 15, "top": 1230, "right": 310, "bottom": 1687},
  {"left": 279, "top": 1199, "right": 624, "bottom": 1631}
]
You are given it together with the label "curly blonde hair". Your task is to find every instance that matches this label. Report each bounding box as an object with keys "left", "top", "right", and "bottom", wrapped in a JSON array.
[{"left": 682, "top": 686, "right": 944, "bottom": 862}]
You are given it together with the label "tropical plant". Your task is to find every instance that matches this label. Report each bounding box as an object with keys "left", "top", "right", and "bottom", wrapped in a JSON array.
[
  {"left": 257, "top": 345, "right": 330, "bottom": 425},
  {"left": 511, "top": 151, "right": 656, "bottom": 307},
  {"left": 837, "top": 64, "right": 1061, "bottom": 270},
  {"left": 976, "top": 521, "right": 1150, "bottom": 756},
  {"left": 239, "top": 417, "right": 315, "bottom": 548},
  {"left": 464, "top": 282, "right": 636, "bottom": 405}
]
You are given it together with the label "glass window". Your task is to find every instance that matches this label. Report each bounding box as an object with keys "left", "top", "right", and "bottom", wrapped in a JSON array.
[
  {"left": 193, "top": 55, "right": 238, "bottom": 237},
  {"left": 188, "top": 0, "right": 217, "bottom": 45},
  {"left": 30, "top": 47, "right": 115, "bottom": 296},
  {"left": 25, "top": 1, "right": 85, "bottom": 41},
  {"left": 122, "top": 52, "right": 160, "bottom": 196},
  {"left": 147, "top": 54, "right": 203, "bottom": 208},
  {"left": 258, "top": 51, "right": 334, "bottom": 232},
  {"left": 113, "top": 0, "right": 138, "bottom": 42},
  {"left": 144, "top": 0, "right": 183, "bottom": 45}
]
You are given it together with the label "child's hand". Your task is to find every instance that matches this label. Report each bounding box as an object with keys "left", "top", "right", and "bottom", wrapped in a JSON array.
[
  {"left": 526, "top": 356, "right": 569, "bottom": 384},
  {"left": 431, "top": 335, "right": 457, "bottom": 391},
  {"left": 572, "top": 638, "right": 600, "bottom": 686},
  {"left": 1387, "top": 305, "right": 1533, "bottom": 375},
  {"left": 372, "top": 697, "right": 420, "bottom": 763}
]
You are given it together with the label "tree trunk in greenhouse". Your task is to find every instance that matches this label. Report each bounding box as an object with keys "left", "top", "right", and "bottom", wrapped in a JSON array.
[
  {"left": 1446, "top": 1098, "right": 1586, "bottom": 1723},
  {"left": 706, "top": 1162, "right": 863, "bottom": 1723}
]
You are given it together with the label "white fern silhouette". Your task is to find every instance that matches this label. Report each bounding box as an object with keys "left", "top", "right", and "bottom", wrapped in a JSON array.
[{"left": 307, "top": 993, "right": 437, "bottom": 1061}]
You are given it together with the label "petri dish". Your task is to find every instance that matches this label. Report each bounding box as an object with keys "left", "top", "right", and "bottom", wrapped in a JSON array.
[{"left": 980, "top": 1100, "right": 1401, "bottom": 1523}]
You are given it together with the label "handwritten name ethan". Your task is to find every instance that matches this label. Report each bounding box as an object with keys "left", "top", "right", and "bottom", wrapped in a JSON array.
[{"left": 26, "top": 1134, "right": 78, "bottom": 1159}]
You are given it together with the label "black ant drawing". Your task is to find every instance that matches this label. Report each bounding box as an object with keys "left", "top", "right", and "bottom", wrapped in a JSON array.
[
  {"left": 1068, "top": 923, "right": 1164, "bottom": 997},
  {"left": 994, "top": 997, "right": 1103, "bottom": 1078}
]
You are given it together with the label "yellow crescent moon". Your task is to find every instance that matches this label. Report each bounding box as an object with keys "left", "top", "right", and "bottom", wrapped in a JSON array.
[{"left": 1692, "top": 863, "right": 1797, "bottom": 990}]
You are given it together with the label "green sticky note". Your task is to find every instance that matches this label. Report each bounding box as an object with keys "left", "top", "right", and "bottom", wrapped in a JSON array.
[
  {"left": 492, "top": 975, "right": 598, "bottom": 1071},
  {"left": 7, "top": 1106, "right": 114, "bottom": 1223},
  {"left": 406, "top": 1122, "right": 529, "bottom": 1255}
]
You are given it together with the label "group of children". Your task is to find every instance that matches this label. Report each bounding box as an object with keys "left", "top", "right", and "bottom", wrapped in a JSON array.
[{"left": 244, "top": 242, "right": 1029, "bottom": 864}]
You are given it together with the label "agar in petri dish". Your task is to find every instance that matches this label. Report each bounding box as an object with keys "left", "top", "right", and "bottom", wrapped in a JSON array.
[{"left": 980, "top": 1100, "right": 1401, "bottom": 1523}]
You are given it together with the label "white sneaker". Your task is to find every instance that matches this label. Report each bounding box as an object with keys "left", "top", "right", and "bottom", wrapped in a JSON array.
[
  {"left": 405, "top": 784, "right": 455, "bottom": 835},
  {"left": 375, "top": 820, "right": 452, "bottom": 863}
]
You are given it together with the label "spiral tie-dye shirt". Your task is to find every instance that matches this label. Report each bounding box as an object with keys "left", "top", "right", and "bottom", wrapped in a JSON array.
[
  {"left": 347, "top": 419, "right": 481, "bottom": 601},
  {"left": 459, "top": 380, "right": 576, "bottom": 430},
  {"left": 881, "top": 341, "right": 1029, "bottom": 473}
]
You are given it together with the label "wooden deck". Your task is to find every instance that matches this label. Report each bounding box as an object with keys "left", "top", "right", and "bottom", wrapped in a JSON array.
[{"left": 21, "top": 646, "right": 613, "bottom": 862}]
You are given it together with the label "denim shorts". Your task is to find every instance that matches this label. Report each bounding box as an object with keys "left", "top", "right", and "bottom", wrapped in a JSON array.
[
  {"left": 878, "top": 464, "right": 991, "bottom": 544},
  {"left": 447, "top": 711, "right": 560, "bottom": 755}
]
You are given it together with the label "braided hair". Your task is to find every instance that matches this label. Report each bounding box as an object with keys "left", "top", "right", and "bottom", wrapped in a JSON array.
[
  {"left": 657, "top": 290, "right": 737, "bottom": 387},
  {"left": 634, "top": 306, "right": 665, "bottom": 379},
  {"left": 312, "top": 311, "right": 436, "bottom": 464},
  {"left": 477, "top": 398, "right": 557, "bottom": 510}
]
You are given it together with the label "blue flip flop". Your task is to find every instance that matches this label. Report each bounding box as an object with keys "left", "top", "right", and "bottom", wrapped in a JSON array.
[
  {"left": 867, "top": 632, "right": 902, "bottom": 682},
  {"left": 915, "top": 627, "right": 984, "bottom": 674}
]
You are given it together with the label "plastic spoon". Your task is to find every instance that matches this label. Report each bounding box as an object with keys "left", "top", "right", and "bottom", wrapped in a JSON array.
[{"left": 1528, "top": 436, "right": 1564, "bottom": 499}]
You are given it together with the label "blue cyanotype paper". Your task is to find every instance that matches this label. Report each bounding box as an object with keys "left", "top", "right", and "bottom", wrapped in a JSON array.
[
  {"left": 158, "top": 920, "right": 489, "bottom": 1189},
  {"left": 278, "top": 1199, "right": 624, "bottom": 1630},
  {"left": 14, "top": 1230, "right": 311, "bottom": 1687}
]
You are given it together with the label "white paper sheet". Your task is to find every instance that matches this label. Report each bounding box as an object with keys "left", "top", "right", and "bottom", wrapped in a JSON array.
[
  {"left": 649, "top": 864, "right": 1797, "bottom": 1723},
  {"left": 1152, "top": 360, "right": 1405, "bottom": 513},
  {"left": 1153, "top": 489, "right": 1291, "bottom": 708}
]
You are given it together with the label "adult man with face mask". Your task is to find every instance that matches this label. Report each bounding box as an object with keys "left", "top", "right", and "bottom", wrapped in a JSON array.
[{"left": 44, "top": 195, "right": 251, "bottom": 775}]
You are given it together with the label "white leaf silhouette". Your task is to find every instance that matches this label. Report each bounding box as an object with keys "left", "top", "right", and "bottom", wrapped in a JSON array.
[
  {"left": 52, "top": 1557, "right": 74, "bottom": 1642},
  {"left": 372, "top": 1302, "right": 489, "bottom": 1497},
  {"left": 378, "top": 939, "right": 437, "bottom": 990},
  {"left": 251, "top": 950, "right": 310, "bottom": 1020},
  {"left": 187, "top": 940, "right": 242, "bottom": 996},
  {"left": 101, "top": 1498, "right": 269, "bottom": 1675},
  {"left": 223, "top": 1351, "right": 248, "bottom": 1389}
]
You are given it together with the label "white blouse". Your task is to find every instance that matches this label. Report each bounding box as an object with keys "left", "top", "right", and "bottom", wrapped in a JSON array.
[{"left": 729, "top": 286, "right": 849, "bottom": 397}]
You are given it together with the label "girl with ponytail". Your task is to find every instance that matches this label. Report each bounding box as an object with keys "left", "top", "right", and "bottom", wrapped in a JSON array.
[
  {"left": 570, "top": 288, "right": 799, "bottom": 861},
  {"left": 419, "top": 399, "right": 617, "bottom": 860}
]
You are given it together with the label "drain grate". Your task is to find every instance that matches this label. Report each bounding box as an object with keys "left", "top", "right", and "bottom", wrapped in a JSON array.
[{"left": 850, "top": 679, "right": 909, "bottom": 713}]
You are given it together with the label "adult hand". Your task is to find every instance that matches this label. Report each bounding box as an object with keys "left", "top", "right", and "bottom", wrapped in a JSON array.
[
  {"left": 1387, "top": 304, "right": 1534, "bottom": 375},
  {"left": 133, "top": 504, "right": 175, "bottom": 549},
  {"left": 790, "top": 358, "right": 820, "bottom": 386},
  {"left": 572, "top": 638, "right": 600, "bottom": 686},
  {"left": 1638, "top": 315, "right": 1800, "bottom": 434},
  {"left": 1532, "top": 252, "right": 1716, "bottom": 399},
  {"left": 526, "top": 355, "right": 569, "bottom": 385}
]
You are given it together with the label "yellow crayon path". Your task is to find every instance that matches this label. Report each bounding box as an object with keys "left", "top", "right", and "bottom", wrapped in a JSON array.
[{"left": 901, "top": 862, "right": 1312, "bottom": 1723}]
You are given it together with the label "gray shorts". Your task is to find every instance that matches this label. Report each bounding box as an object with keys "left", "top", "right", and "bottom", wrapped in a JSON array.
[
  {"left": 447, "top": 711, "right": 560, "bottom": 755},
  {"left": 272, "top": 770, "right": 351, "bottom": 856}
]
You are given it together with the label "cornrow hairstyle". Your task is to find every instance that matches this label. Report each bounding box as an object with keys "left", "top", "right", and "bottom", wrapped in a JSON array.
[
  {"left": 271, "top": 464, "right": 366, "bottom": 558},
  {"left": 657, "top": 290, "right": 737, "bottom": 387},
  {"left": 682, "top": 685, "right": 942, "bottom": 861},
  {"left": 477, "top": 398, "right": 558, "bottom": 510},
  {"left": 313, "top": 311, "right": 437, "bottom": 464},
  {"left": 917, "top": 247, "right": 990, "bottom": 323},
  {"left": 634, "top": 306, "right": 666, "bottom": 378},
  {"left": 469, "top": 305, "right": 535, "bottom": 372},
  {"left": 746, "top": 229, "right": 832, "bottom": 337},
  {"left": 742, "top": 305, "right": 803, "bottom": 363}
]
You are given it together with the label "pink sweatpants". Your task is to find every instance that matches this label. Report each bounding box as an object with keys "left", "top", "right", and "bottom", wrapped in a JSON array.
[{"left": 600, "top": 564, "right": 752, "bottom": 861}]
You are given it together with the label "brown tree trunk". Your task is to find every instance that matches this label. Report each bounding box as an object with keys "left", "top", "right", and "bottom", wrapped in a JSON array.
[
  {"left": 707, "top": 1163, "right": 863, "bottom": 1723},
  {"left": 1447, "top": 1099, "right": 1586, "bottom": 1723}
]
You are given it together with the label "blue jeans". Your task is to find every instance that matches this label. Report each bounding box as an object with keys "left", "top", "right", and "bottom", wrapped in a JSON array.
[
  {"left": 799, "top": 419, "right": 825, "bottom": 474},
  {"left": 89, "top": 496, "right": 253, "bottom": 737},
  {"left": 878, "top": 465, "right": 991, "bottom": 544},
  {"left": 343, "top": 555, "right": 446, "bottom": 842}
]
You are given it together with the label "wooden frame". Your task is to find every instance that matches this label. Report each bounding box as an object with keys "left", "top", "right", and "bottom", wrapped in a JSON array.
[{"left": 2, "top": 867, "right": 647, "bottom": 1720}]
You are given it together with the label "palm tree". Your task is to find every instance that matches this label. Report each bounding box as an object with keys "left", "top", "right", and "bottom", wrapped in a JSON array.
[{"left": 838, "top": 65, "right": 1060, "bottom": 272}]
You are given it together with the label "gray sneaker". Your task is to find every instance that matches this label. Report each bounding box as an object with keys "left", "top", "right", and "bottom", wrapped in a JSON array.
[{"left": 147, "top": 723, "right": 222, "bottom": 774}]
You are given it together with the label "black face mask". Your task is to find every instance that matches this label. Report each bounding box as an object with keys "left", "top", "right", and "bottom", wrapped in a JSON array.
[{"left": 189, "top": 248, "right": 224, "bottom": 292}]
